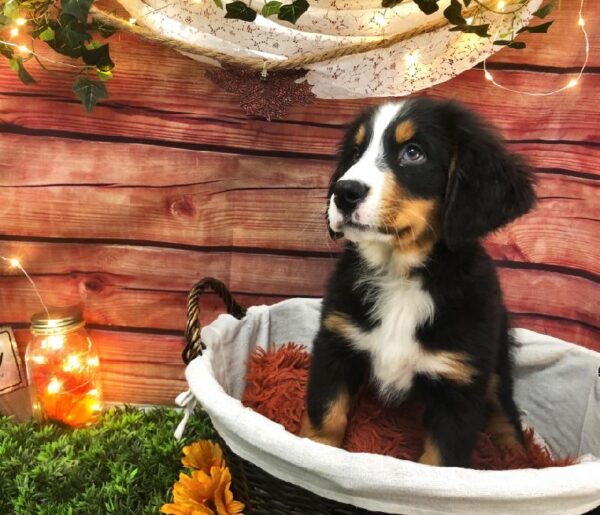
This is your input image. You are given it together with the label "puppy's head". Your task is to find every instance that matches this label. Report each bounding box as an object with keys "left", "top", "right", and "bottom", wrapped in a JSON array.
[{"left": 327, "top": 98, "right": 535, "bottom": 253}]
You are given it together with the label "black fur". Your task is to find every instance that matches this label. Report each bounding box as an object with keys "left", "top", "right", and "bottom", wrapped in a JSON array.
[{"left": 305, "top": 98, "right": 536, "bottom": 467}]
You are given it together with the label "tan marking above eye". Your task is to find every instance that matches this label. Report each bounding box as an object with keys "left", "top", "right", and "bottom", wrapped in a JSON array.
[
  {"left": 395, "top": 120, "right": 416, "bottom": 144},
  {"left": 354, "top": 125, "right": 366, "bottom": 145}
]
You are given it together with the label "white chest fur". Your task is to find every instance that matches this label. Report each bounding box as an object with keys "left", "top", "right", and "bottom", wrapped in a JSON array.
[{"left": 351, "top": 275, "right": 436, "bottom": 399}]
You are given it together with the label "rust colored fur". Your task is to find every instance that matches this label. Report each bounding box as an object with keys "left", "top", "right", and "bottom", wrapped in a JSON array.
[{"left": 242, "top": 343, "right": 576, "bottom": 470}]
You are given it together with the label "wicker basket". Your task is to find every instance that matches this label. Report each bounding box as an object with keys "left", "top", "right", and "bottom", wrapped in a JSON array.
[
  {"left": 181, "top": 277, "right": 600, "bottom": 515},
  {"left": 183, "top": 278, "right": 380, "bottom": 514}
]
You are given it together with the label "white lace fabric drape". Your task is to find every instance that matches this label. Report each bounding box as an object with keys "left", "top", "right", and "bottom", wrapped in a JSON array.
[{"left": 116, "top": 0, "right": 542, "bottom": 98}]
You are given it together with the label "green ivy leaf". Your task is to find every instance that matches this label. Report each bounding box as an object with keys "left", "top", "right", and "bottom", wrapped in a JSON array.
[
  {"left": 224, "top": 1, "right": 257, "bottom": 21},
  {"left": 82, "top": 42, "right": 114, "bottom": 71},
  {"left": 382, "top": 0, "right": 402, "bottom": 7},
  {"left": 0, "top": 41, "right": 14, "bottom": 59},
  {"left": 49, "top": 15, "right": 90, "bottom": 58},
  {"left": 38, "top": 26, "right": 56, "bottom": 41},
  {"left": 61, "top": 0, "right": 94, "bottom": 24},
  {"left": 89, "top": 17, "right": 118, "bottom": 38},
  {"left": 517, "top": 20, "right": 553, "bottom": 34},
  {"left": 213, "top": 0, "right": 223, "bottom": 7},
  {"left": 443, "top": 0, "right": 465, "bottom": 26},
  {"left": 413, "top": 0, "right": 439, "bottom": 15},
  {"left": 449, "top": 23, "right": 490, "bottom": 38},
  {"left": 278, "top": 0, "right": 309, "bottom": 24},
  {"left": 0, "top": 13, "right": 11, "bottom": 30},
  {"left": 463, "top": 0, "right": 471, "bottom": 6},
  {"left": 3, "top": 0, "right": 20, "bottom": 20},
  {"left": 507, "top": 40, "right": 526, "bottom": 49},
  {"left": 97, "top": 68, "right": 112, "bottom": 81},
  {"left": 72, "top": 77, "right": 108, "bottom": 112},
  {"left": 493, "top": 39, "right": 510, "bottom": 45},
  {"left": 532, "top": 0, "right": 556, "bottom": 19},
  {"left": 9, "top": 57, "right": 36, "bottom": 84},
  {"left": 261, "top": 1, "right": 282, "bottom": 16}
]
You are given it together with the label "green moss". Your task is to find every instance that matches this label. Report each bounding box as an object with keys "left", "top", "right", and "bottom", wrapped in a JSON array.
[{"left": 0, "top": 406, "right": 214, "bottom": 514}]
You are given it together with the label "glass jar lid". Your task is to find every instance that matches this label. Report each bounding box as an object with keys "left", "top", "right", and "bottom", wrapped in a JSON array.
[{"left": 31, "top": 306, "right": 85, "bottom": 335}]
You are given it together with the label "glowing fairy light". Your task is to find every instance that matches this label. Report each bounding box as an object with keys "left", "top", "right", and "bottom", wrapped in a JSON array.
[
  {"left": 9, "top": 27, "right": 19, "bottom": 37},
  {"left": 87, "top": 356, "right": 100, "bottom": 367},
  {"left": 15, "top": 17, "right": 27, "bottom": 26},
  {"left": 18, "top": 44, "right": 30, "bottom": 54},
  {"left": 566, "top": 79, "right": 578, "bottom": 88},
  {"left": 485, "top": 71, "right": 494, "bottom": 81},
  {"left": 497, "top": 0, "right": 505, "bottom": 10},
  {"left": 47, "top": 335, "right": 65, "bottom": 350},
  {"left": 63, "top": 354, "right": 82, "bottom": 372},
  {"left": 577, "top": 16, "right": 585, "bottom": 27},
  {"left": 128, "top": 17, "right": 137, "bottom": 24},
  {"left": 466, "top": 17, "right": 473, "bottom": 25},
  {"left": 47, "top": 378, "right": 62, "bottom": 394}
]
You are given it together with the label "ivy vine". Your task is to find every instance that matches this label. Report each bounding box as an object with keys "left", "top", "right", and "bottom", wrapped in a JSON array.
[{"left": 0, "top": 0, "right": 555, "bottom": 112}]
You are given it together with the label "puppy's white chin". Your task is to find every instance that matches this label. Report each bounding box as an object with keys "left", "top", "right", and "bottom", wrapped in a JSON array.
[{"left": 343, "top": 226, "right": 393, "bottom": 244}]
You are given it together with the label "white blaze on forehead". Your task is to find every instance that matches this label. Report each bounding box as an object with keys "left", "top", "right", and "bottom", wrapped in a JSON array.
[{"left": 336, "top": 102, "right": 405, "bottom": 231}]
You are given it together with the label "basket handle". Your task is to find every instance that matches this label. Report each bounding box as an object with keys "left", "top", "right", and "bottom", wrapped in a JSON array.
[{"left": 183, "top": 277, "right": 246, "bottom": 364}]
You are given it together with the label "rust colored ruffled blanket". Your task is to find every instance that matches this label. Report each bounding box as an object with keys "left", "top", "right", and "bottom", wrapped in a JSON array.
[{"left": 242, "top": 343, "right": 575, "bottom": 470}]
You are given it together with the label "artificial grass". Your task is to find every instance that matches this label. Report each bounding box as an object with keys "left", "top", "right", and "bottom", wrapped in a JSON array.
[{"left": 0, "top": 406, "right": 214, "bottom": 515}]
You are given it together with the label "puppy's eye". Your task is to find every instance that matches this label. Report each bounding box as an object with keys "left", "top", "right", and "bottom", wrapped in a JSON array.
[{"left": 401, "top": 144, "right": 425, "bottom": 164}]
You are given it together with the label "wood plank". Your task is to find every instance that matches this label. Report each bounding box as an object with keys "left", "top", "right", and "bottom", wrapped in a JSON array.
[
  {"left": 0, "top": 173, "right": 596, "bottom": 272},
  {"left": 498, "top": 268, "right": 598, "bottom": 331},
  {"left": 1, "top": 68, "right": 598, "bottom": 154},
  {"left": 510, "top": 315, "right": 599, "bottom": 353},
  {"left": 1, "top": 243, "right": 596, "bottom": 335},
  {"left": 12, "top": 329, "right": 186, "bottom": 405},
  {"left": 485, "top": 174, "right": 600, "bottom": 276},
  {"left": 0, "top": 241, "right": 335, "bottom": 295},
  {"left": 0, "top": 133, "right": 332, "bottom": 186},
  {"left": 508, "top": 143, "right": 600, "bottom": 176},
  {"left": 0, "top": 272, "right": 287, "bottom": 330}
]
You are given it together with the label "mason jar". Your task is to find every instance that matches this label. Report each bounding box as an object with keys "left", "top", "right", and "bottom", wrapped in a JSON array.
[{"left": 25, "top": 307, "right": 103, "bottom": 427}]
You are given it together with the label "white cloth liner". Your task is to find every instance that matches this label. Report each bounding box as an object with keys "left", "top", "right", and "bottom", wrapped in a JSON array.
[{"left": 179, "top": 297, "right": 600, "bottom": 514}]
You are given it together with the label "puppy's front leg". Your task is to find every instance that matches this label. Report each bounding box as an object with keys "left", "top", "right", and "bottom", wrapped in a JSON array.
[
  {"left": 419, "top": 388, "right": 486, "bottom": 467},
  {"left": 300, "top": 328, "right": 366, "bottom": 447}
]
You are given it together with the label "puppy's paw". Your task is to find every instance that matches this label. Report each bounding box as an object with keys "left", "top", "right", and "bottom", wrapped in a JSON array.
[
  {"left": 418, "top": 436, "right": 443, "bottom": 466},
  {"left": 299, "top": 412, "right": 345, "bottom": 448}
]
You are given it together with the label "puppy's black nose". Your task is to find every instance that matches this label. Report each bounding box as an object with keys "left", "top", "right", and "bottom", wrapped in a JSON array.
[{"left": 333, "top": 180, "right": 370, "bottom": 214}]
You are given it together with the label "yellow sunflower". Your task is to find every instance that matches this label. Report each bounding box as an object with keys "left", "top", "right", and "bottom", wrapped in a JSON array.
[
  {"left": 181, "top": 440, "right": 225, "bottom": 473},
  {"left": 161, "top": 466, "right": 244, "bottom": 515}
]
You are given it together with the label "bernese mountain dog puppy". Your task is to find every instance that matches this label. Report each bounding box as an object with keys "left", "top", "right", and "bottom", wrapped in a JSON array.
[{"left": 300, "top": 98, "right": 536, "bottom": 467}]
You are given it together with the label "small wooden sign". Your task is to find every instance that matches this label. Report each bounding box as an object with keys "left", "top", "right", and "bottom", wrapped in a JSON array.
[{"left": 0, "top": 327, "right": 26, "bottom": 395}]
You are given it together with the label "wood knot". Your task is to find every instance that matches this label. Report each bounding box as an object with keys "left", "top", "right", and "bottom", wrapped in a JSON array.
[
  {"left": 170, "top": 196, "right": 196, "bottom": 218},
  {"left": 82, "top": 277, "right": 104, "bottom": 294}
]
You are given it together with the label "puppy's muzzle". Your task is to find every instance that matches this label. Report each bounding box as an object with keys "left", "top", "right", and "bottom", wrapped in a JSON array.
[{"left": 333, "top": 180, "right": 370, "bottom": 216}]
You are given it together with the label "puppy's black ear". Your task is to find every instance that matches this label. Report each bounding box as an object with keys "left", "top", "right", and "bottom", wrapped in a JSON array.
[{"left": 442, "top": 102, "right": 536, "bottom": 249}]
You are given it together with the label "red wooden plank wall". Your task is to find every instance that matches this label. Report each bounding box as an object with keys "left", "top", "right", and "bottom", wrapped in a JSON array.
[{"left": 0, "top": 2, "right": 598, "bottom": 407}]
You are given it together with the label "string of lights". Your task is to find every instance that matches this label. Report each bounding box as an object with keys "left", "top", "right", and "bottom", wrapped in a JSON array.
[
  {"left": 483, "top": 0, "right": 589, "bottom": 95},
  {"left": 1, "top": 256, "right": 50, "bottom": 317}
]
